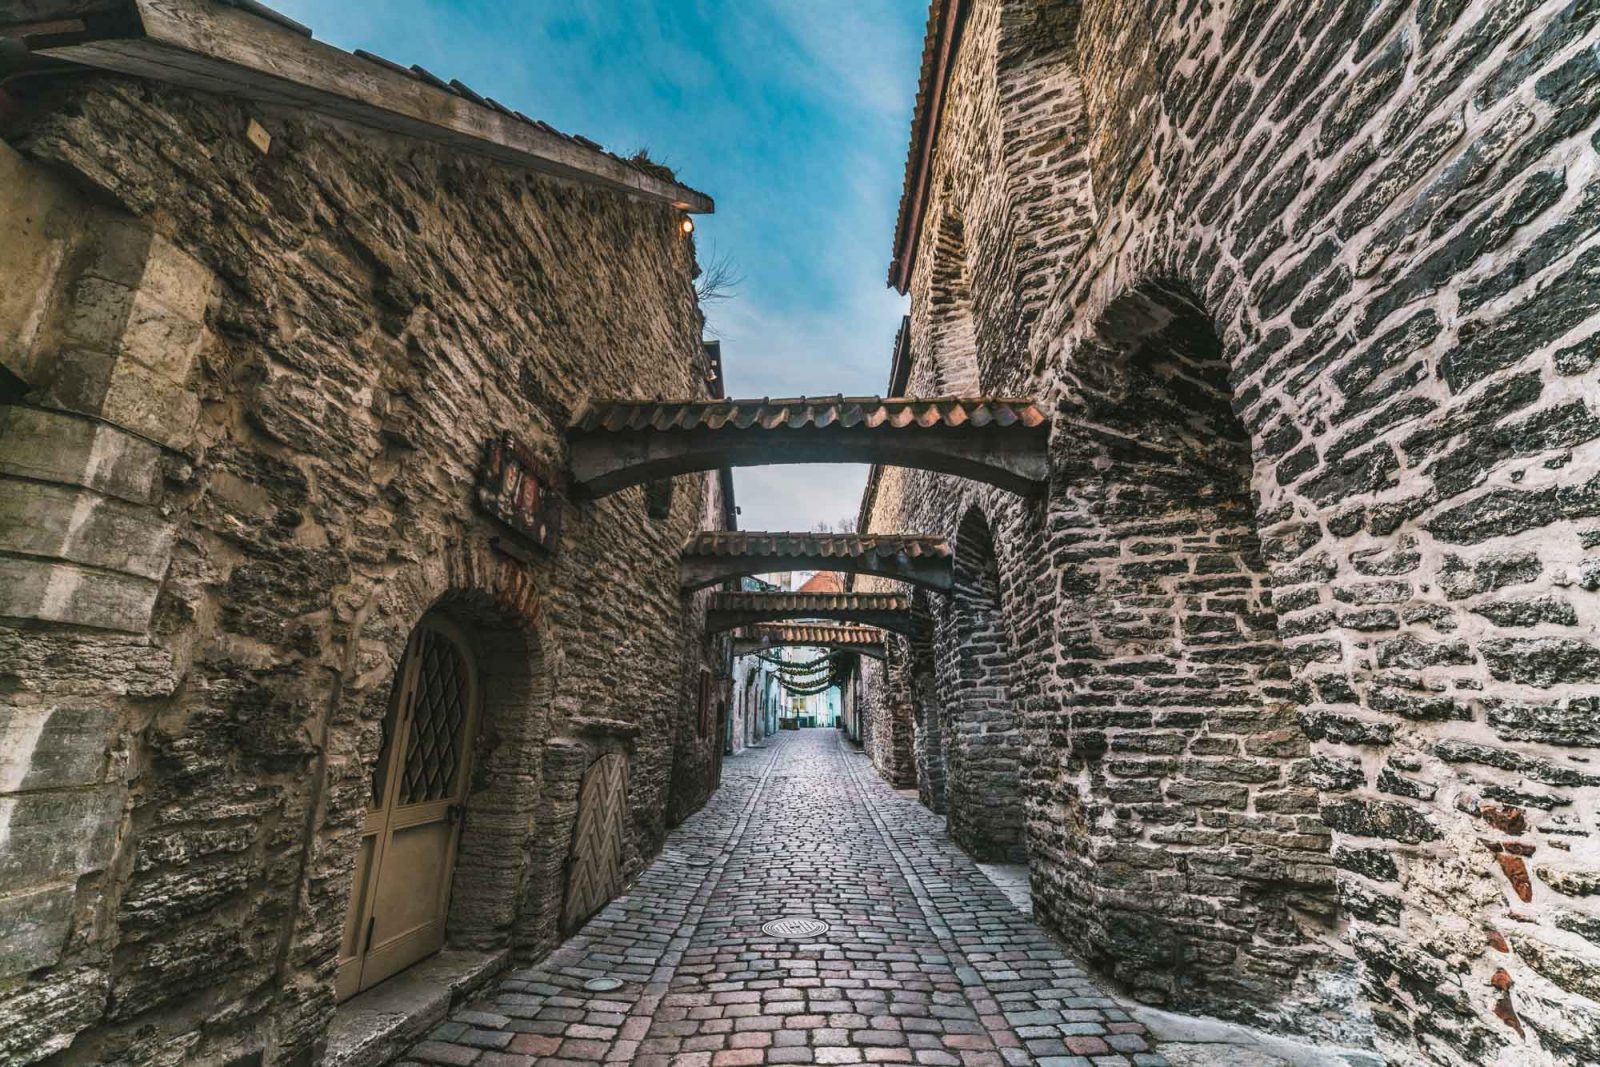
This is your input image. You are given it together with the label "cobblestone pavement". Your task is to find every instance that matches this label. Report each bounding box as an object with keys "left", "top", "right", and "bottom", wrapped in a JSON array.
[{"left": 400, "top": 730, "right": 1166, "bottom": 1067}]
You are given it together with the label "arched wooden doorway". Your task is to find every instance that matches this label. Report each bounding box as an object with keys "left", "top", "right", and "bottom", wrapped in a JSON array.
[{"left": 336, "top": 615, "right": 481, "bottom": 1000}]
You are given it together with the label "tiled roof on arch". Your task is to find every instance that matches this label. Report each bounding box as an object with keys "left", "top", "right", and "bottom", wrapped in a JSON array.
[
  {"left": 712, "top": 591, "right": 909, "bottom": 614},
  {"left": 569, "top": 396, "right": 1045, "bottom": 433},
  {"left": 738, "top": 623, "right": 886, "bottom": 648},
  {"left": 683, "top": 531, "right": 951, "bottom": 563}
]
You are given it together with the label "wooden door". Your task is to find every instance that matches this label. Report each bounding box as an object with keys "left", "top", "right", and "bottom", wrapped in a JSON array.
[
  {"left": 336, "top": 617, "right": 479, "bottom": 1001},
  {"left": 561, "top": 753, "right": 628, "bottom": 932}
]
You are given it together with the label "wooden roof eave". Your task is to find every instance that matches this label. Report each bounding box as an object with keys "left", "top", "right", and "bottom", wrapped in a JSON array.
[{"left": 12, "top": 0, "right": 713, "bottom": 212}]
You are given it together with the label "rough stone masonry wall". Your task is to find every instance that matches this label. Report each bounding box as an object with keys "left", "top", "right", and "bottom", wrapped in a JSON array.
[
  {"left": 0, "top": 75, "right": 722, "bottom": 1066},
  {"left": 859, "top": 643, "right": 917, "bottom": 790},
  {"left": 938, "top": 509, "right": 1027, "bottom": 864},
  {"left": 862, "top": 0, "right": 1600, "bottom": 1062}
]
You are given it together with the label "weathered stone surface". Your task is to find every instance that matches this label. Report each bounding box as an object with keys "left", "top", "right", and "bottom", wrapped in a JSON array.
[
  {"left": 0, "top": 704, "right": 116, "bottom": 791},
  {"left": 0, "top": 883, "right": 75, "bottom": 978},
  {"left": 1487, "top": 697, "right": 1600, "bottom": 747},
  {"left": 0, "top": 968, "right": 108, "bottom": 1065},
  {"left": 0, "top": 557, "right": 161, "bottom": 634},
  {"left": 0, "top": 480, "right": 175, "bottom": 580},
  {"left": 0, "top": 787, "right": 122, "bottom": 893},
  {"left": 0, "top": 407, "right": 161, "bottom": 504}
]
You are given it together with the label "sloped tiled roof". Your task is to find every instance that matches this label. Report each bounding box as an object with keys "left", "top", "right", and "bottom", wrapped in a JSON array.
[
  {"left": 890, "top": 0, "right": 967, "bottom": 292},
  {"left": 570, "top": 396, "right": 1046, "bottom": 434},
  {"left": 795, "top": 571, "right": 845, "bottom": 595},
  {"left": 738, "top": 624, "right": 887, "bottom": 648},
  {"left": 684, "top": 531, "right": 950, "bottom": 563}
]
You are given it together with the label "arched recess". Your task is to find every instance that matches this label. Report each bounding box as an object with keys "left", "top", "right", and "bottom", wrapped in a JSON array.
[
  {"left": 1045, "top": 279, "right": 1340, "bottom": 1018},
  {"left": 908, "top": 589, "right": 947, "bottom": 812},
  {"left": 332, "top": 579, "right": 551, "bottom": 1000},
  {"left": 942, "top": 508, "right": 1027, "bottom": 863},
  {"left": 925, "top": 209, "right": 981, "bottom": 395}
]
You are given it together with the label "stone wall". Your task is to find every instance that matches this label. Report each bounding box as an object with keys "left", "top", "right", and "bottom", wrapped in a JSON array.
[
  {"left": 0, "top": 74, "right": 723, "bottom": 1066},
  {"left": 858, "top": 645, "right": 916, "bottom": 790},
  {"left": 938, "top": 508, "right": 1026, "bottom": 863},
  {"left": 861, "top": 1, "right": 1600, "bottom": 1062}
]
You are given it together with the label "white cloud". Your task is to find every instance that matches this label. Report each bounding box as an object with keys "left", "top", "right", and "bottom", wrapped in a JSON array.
[{"left": 732, "top": 465, "right": 869, "bottom": 532}]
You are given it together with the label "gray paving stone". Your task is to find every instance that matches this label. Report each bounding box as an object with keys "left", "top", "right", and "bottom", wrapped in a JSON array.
[{"left": 398, "top": 732, "right": 1160, "bottom": 1066}]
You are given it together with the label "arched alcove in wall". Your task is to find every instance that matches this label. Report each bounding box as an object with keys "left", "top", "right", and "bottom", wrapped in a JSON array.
[
  {"left": 333, "top": 585, "right": 550, "bottom": 1000},
  {"left": 908, "top": 589, "right": 947, "bottom": 812},
  {"left": 942, "top": 508, "right": 1027, "bottom": 863},
  {"left": 925, "top": 210, "right": 981, "bottom": 395},
  {"left": 1043, "top": 279, "right": 1340, "bottom": 1014}
]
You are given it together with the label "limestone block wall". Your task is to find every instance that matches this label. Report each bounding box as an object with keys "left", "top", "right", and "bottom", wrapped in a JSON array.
[
  {"left": 864, "top": 1, "right": 1600, "bottom": 1062},
  {"left": 0, "top": 75, "right": 722, "bottom": 1066}
]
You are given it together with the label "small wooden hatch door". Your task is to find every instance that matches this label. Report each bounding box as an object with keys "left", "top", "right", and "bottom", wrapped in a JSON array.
[
  {"left": 561, "top": 753, "right": 628, "bottom": 932},
  {"left": 336, "top": 616, "right": 480, "bottom": 1001}
]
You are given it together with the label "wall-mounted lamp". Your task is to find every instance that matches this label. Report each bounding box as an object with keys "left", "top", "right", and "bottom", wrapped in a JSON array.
[{"left": 679, "top": 215, "right": 695, "bottom": 236}]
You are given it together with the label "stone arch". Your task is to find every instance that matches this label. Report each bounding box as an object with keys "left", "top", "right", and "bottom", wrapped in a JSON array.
[
  {"left": 317, "top": 536, "right": 555, "bottom": 982},
  {"left": 942, "top": 506, "right": 1027, "bottom": 863},
  {"left": 1042, "top": 278, "right": 1342, "bottom": 1024}
]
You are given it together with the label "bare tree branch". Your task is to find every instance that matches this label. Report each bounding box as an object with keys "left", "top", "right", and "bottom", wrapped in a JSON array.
[{"left": 695, "top": 246, "right": 744, "bottom": 305}]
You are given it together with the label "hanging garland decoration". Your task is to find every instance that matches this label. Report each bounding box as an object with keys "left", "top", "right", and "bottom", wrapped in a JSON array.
[
  {"left": 774, "top": 662, "right": 831, "bottom": 679},
  {"left": 755, "top": 651, "right": 831, "bottom": 671},
  {"left": 774, "top": 663, "right": 839, "bottom": 695},
  {"left": 770, "top": 647, "right": 857, "bottom": 697},
  {"left": 775, "top": 674, "right": 839, "bottom": 697},
  {"left": 775, "top": 670, "right": 834, "bottom": 689}
]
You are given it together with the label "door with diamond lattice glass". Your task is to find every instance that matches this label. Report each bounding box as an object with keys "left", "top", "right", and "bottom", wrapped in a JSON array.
[{"left": 336, "top": 616, "right": 479, "bottom": 1001}]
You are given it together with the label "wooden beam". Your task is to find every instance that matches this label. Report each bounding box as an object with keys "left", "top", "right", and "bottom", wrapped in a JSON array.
[{"left": 14, "top": 0, "right": 713, "bottom": 212}]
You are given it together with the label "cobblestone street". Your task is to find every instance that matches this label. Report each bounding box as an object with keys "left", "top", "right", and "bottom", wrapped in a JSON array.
[{"left": 401, "top": 730, "right": 1164, "bottom": 1067}]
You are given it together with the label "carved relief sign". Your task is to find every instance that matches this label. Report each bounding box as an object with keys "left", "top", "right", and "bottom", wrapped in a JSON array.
[{"left": 477, "top": 432, "right": 562, "bottom": 553}]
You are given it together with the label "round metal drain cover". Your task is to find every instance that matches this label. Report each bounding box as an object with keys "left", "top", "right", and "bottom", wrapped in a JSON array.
[
  {"left": 584, "top": 976, "right": 624, "bottom": 992},
  {"left": 761, "top": 917, "right": 830, "bottom": 939}
]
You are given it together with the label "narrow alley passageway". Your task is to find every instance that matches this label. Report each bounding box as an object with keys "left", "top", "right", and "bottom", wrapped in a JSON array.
[{"left": 398, "top": 730, "right": 1162, "bottom": 1067}]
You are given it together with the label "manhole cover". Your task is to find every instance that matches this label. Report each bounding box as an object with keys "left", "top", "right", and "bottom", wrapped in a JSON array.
[
  {"left": 761, "top": 917, "right": 830, "bottom": 939},
  {"left": 584, "top": 976, "right": 624, "bottom": 992}
]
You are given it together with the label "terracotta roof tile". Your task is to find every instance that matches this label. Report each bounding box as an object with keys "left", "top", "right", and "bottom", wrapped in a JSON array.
[
  {"left": 890, "top": 0, "right": 965, "bottom": 292},
  {"left": 711, "top": 592, "right": 909, "bottom": 613},
  {"left": 738, "top": 623, "right": 887, "bottom": 648},
  {"left": 89, "top": 1, "right": 714, "bottom": 210},
  {"left": 682, "top": 532, "right": 951, "bottom": 562}
]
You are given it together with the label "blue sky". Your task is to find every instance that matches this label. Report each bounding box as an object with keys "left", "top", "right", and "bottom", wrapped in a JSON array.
[{"left": 273, "top": 0, "right": 924, "bottom": 531}]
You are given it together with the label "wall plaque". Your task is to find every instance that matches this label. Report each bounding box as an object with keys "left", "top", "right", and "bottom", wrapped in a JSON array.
[{"left": 477, "top": 432, "right": 562, "bottom": 554}]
